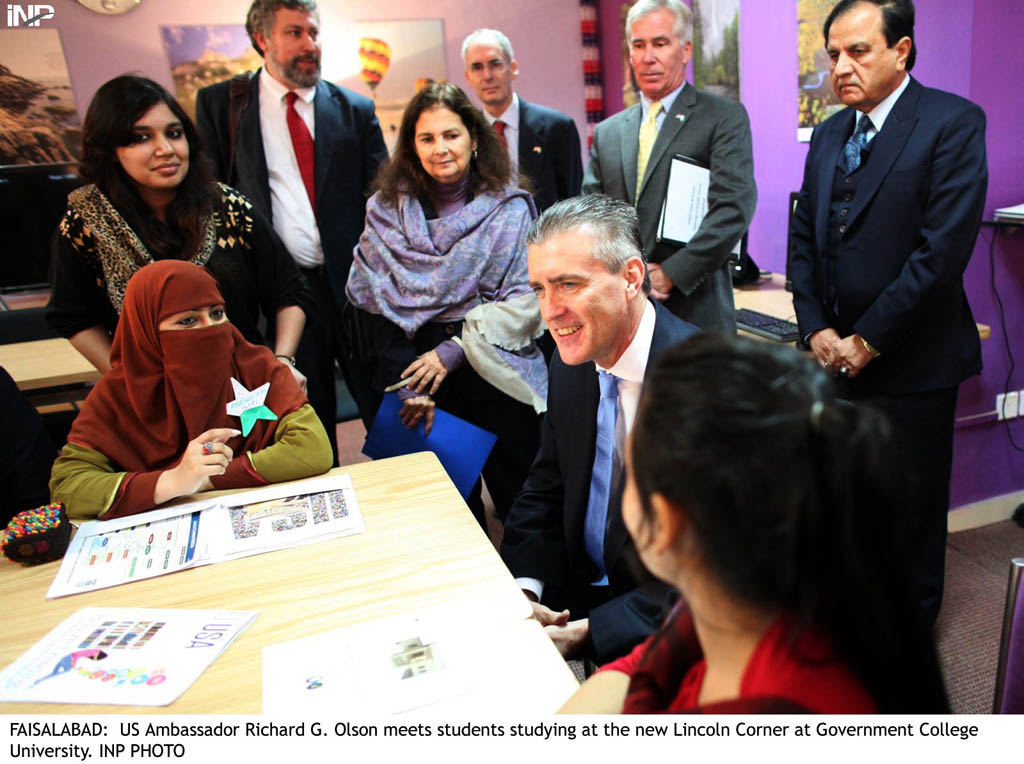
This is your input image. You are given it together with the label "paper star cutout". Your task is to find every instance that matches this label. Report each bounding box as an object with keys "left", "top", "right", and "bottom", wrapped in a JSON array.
[{"left": 226, "top": 377, "right": 278, "bottom": 436}]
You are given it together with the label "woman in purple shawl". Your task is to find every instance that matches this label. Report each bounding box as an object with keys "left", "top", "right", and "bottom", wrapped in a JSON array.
[{"left": 345, "top": 83, "right": 547, "bottom": 528}]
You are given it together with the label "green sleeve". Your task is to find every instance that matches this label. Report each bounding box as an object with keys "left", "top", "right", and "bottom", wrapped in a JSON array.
[
  {"left": 49, "top": 443, "right": 126, "bottom": 520},
  {"left": 50, "top": 443, "right": 165, "bottom": 521},
  {"left": 248, "top": 404, "right": 333, "bottom": 484}
]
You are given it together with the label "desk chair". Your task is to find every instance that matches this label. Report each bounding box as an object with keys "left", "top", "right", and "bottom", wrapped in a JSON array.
[
  {"left": 0, "top": 307, "right": 57, "bottom": 345},
  {"left": 0, "top": 307, "right": 82, "bottom": 446},
  {"left": 994, "top": 557, "right": 1024, "bottom": 713}
]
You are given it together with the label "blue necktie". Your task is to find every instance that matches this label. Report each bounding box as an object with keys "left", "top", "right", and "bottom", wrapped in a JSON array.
[
  {"left": 584, "top": 370, "right": 619, "bottom": 586},
  {"left": 842, "top": 113, "right": 873, "bottom": 174}
]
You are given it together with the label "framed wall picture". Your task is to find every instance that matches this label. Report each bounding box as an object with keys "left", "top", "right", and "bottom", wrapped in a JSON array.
[
  {"left": 797, "top": 0, "right": 843, "bottom": 140},
  {"left": 0, "top": 29, "right": 80, "bottom": 166}
]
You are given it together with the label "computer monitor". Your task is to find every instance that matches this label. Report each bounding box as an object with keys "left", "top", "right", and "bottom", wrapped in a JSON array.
[
  {"left": 784, "top": 191, "right": 800, "bottom": 292},
  {"left": 0, "top": 162, "right": 85, "bottom": 292},
  {"left": 728, "top": 232, "right": 759, "bottom": 286}
]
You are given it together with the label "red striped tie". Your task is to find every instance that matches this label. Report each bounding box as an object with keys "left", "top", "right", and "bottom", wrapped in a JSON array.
[{"left": 285, "top": 91, "right": 316, "bottom": 213}]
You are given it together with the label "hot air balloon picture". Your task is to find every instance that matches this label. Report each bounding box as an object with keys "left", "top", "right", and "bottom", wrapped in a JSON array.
[
  {"left": 344, "top": 20, "right": 447, "bottom": 156},
  {"left": 358, "top": 37, "right": 391, "bottom": 99}
]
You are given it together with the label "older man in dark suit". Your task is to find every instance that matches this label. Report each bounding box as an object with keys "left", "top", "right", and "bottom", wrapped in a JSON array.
[
  {"left": 462, "top": 28, "right": 583, "bottom": 213},
  {"left": 501, "top": 195, "right": 699, "bottom": 663},
  {"left": 196, "top": 0, "right": 388, "bottom": 459},
  {"left": 583, "top": 0, "right": 756, "bottom": 333},
  {"left": 790, "top": 0, "right": 987, "bottom": 623}
]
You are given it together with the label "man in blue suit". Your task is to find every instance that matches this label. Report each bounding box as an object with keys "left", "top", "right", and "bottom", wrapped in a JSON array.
[
  {"left": 790, "top": 0, "right": 987, "bottom": 623},
  {"left": 462, "top": 28, "right": 583, "bottom": 212},
  {"left": 501, "top": 195, "right": 700, "bottom": 663},
  {"left": 196, "top": 0, "right": 388, "bottom": 461}
]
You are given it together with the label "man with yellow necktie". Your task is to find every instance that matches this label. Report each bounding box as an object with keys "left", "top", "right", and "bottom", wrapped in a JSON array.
[{"left": 583, "top": 0, "right": 757, "bottom": 333}]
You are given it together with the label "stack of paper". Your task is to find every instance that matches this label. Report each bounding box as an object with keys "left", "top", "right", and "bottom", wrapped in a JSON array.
[
  {"left": 0, "top": 608, "right": 256, "bottom": 706},
  {"left": 46, "top": 473, "right": 365, "bottom": 598},
  {"left": 994, "top": 202, "right": 1024, "bottom": 223},
  {"left": 262, "top": 600, "right": 577, "bottom": 716}
]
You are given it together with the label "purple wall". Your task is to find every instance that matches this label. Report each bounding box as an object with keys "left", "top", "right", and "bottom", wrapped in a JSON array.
[
  {"left": 598, "top": 0, "right": 1024, "bottom": 510},
  {"left": 953, "top": 0, "right": 1024, "bottom": 508}
]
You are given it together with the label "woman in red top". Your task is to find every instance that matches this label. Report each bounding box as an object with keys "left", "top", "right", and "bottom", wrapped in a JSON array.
[{"left": 561, "top": 334, "right": 948, "bottom": 713}]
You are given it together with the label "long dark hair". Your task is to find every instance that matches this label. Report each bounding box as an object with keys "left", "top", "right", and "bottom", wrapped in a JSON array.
[
  {"left": 79, "top": 75, "right": 219, "bottom": 260},
  {"left": 631, "top": 334, "right": 948, "bottom": 712},
  {"left": 372, "top": 82, "right": 526, "bottom": 206}
]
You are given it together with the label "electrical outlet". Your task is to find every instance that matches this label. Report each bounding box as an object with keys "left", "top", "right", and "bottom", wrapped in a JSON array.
[{"left": 998, "top": 391, "right": 1019, "bottom": 420}]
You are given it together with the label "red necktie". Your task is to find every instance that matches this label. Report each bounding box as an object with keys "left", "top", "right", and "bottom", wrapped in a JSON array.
[
  {"left": 494, "top": 119, "right": 508, "bottom": 152},
  {"left": 285, "top": 91, "right": 316, "bottom": 213}
]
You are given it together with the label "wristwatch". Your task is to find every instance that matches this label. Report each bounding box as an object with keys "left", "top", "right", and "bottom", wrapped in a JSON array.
[{"left": 859, "top": 335, "right": 881, "bottom": 358}]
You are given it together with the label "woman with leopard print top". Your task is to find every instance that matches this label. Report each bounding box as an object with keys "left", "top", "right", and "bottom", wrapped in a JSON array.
[{"left": 45, "top": 75, "right": 311, "bottom": 391}]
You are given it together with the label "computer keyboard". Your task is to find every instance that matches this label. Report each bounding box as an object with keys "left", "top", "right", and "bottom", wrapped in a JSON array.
[{"left": 736, "top": 308, "right": 801, "bottom": 342}]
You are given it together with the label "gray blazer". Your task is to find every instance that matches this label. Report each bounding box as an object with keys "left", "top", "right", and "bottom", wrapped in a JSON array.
[{"left": 583, "top": 84, "right": 757, "bottom": 333}]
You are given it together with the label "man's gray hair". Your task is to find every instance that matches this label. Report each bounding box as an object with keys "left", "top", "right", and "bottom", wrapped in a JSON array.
[
  {"left": 625, "top": 0, "right": 693, "bottom": 45},
  {"left": 461, "top": 28, "right": 515, "bottom": 66},
  {"left": 527, "top": 195, "right": 651, "bottom": 292},
  {"left": 245, "top": 0, "right": 318, "bottom": 56}
]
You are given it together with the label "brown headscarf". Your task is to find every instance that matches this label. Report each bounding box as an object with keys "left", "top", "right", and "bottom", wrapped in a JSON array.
[{"left": 67, "top": 260, "right": 306, "bottom": 472}]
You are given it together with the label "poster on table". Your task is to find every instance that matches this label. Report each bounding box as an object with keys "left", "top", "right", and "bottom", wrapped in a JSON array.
[
  {"left": 263, "top": 603, "right": 575, "bottom": 716},
  {"left": 0, "top": 608, "right": 256, "bottom": 706},
  {"left": 0, "top": 29, "right": 80, "bottom": 166},
  {"left": 47, "top": 473, "right": 364, "bottom": 598}
]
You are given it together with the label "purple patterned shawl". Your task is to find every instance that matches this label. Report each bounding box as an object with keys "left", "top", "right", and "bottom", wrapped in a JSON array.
[{"left": 347, "top": 186, "right": 548, "bottom": 410}]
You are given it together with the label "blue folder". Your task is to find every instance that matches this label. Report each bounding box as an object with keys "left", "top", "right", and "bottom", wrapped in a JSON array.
[{"left": 362, "top": 392, "right": 498, "bottom": 498}]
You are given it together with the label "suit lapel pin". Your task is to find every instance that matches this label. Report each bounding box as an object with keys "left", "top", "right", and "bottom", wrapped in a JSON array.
[
  {"left": 676, "top": 114, "right": 685, "bottom": 123},
  {"left": 533, "top": 146, "right": 542, "bottom": 153}
]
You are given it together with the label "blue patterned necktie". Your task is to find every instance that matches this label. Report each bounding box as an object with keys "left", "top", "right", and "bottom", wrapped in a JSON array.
[
  {"left": 584, "top": 370, "right": 619, "bottom": 586},
  {"left": 842, "top": 113, "right": 873, "bottom": 175}
]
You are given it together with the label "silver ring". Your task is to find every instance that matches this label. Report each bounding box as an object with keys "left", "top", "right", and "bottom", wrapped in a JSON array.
[
  {"left": 202, "top": 442, "right": 214, "bottom": 456},
  {"left": 839, "top": 366, "right": 850, "bottom": 377}
]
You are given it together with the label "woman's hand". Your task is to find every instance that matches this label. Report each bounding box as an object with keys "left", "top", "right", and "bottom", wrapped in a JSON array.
[
  {"left": 154, "top": 427, "right": 240, "bottom": 504},
  {"left": 401, "top": 350, "right": 449, "bottom": 395},
  {"left": 399, "top": 395, "right": 436, "bottom": 435},
  {"left": 276, "top": 356, "right": 308, "bottom": 394}
]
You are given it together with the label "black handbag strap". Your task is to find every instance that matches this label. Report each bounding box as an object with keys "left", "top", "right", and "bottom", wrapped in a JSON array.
[{"left": 226, "top": 72, "right": 253, "bottom": 183}]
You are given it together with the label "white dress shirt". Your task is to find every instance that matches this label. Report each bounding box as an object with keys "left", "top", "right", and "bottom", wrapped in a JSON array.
[
  {"left": 860, "top": 73, "right": 911, "bottom": 141},
  {"left": 258, "top": 69, "right": 323, "bottom": 268},
  {"left": 485, "top": 93, "right": 520, "bottom": 171},
  {"left": 518, "top": 300, "right": 656, "bottom": 601}
]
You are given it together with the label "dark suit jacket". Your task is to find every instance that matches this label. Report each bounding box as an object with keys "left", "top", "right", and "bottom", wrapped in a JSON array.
[
  {"left": 195, "top": 72, "right": 388, "bottom": 308},
  {"left": 790, "top": 77, "right": 986, "bottom": 396},
  {"left": 516, "top": 98, "right": 583, "bottom": 212},
  {"left": 584, "top": 84, "right": 757, "bottom": 333},
  {"left": 500, "top": 300, "right": 700, "bottom": 663}
]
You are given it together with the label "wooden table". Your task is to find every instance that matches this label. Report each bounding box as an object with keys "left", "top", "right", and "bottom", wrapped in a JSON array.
[
  {"left": 734, "top": 273, "right": 991, "bottom": 340},
  {"left": 734, "top": 273, "right": 800, "bottom": 325},
  {"left": 0, "top": 338, "right": 100, "bottom": 392},
  {"left": 0, "top": 452, "right": 578, "bottom": 714}
]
